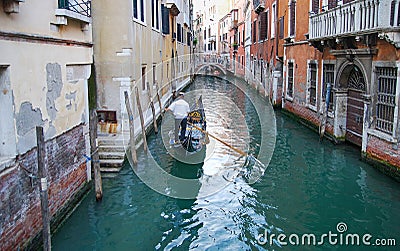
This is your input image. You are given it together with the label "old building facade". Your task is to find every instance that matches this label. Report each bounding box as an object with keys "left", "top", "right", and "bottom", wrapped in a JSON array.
[
  {"left": 0, "top": 0, "right": 93, "bottom": 249},
  {"left": 307, "top": 0, "right": 400, "bottom": 178},
  {"left": 92, "top": 0, "right": 192, "bottom": 134}
]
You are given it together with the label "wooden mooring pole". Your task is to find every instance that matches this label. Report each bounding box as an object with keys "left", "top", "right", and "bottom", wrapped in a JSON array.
[
  {"left": 124, "top": 91, "right": 138, "bottom": 165},
  {"left": 135, "top": 86, "right": 148, "bottom": 153},
  {"left": 89, "top": 110, "right": 103, "bottom": 201},
  {"left": 146, "top": 82, "right": 158, "bottom": 134},
  {"left": 36, "top": 126, "right": 51, "bottom": 251},
  {"left": 156, "top": 85, "right": 163, "bottom": 117}
]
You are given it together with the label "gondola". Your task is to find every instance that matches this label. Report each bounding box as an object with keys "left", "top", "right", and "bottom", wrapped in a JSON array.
[
  {"left": 169, "top": 95, "right": 208, "bottom": 155},
  {"left": 181, "top": 95, "right": 208, "bottom": 153}
]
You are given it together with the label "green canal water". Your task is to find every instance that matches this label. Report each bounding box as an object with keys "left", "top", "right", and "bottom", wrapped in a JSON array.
[{"left": 52, "top": 76, "right": 400, "bottom": 250}]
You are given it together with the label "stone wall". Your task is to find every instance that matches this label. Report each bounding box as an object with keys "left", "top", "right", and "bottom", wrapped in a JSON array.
[
  {"left": 283, "top": 100, "right": 335, "bottom": 139},
  {"left": 366, "top": 134, "right": 400, "bottom": 181},
  {"left": 0, "top": 124, "right": 89, "bottom": 250}
]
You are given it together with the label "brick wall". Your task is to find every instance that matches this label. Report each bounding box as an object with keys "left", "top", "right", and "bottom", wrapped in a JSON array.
[
  {"left": 283, "top": 100, "right": 334, "bottom": 137},
  {"left": 0, "top": 124, "right": 88, "bottom": 250},
  {"left": 366, "top": 134, "right": 400, "bottom": 180}
]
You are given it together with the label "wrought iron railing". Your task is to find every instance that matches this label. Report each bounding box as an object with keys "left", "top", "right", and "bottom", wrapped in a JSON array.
[{"left": 58, "top": 0, "right": 91, "bottom": 17}]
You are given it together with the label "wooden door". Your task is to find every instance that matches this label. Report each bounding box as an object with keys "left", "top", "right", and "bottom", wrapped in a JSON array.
[{"left": 345, "top": 66, "right": 365, "bottom": 146}]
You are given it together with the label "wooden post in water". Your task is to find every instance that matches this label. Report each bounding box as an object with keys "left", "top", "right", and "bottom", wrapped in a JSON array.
[
  {"left": 156, "top": 85, "right": 163, "bottom": 116},
  {"left": 124, "top": 91, "right": 138, "bottom": 165},
  {"left": 89, "top": 110, "right": 103, "bottom": 201},
  {"left": 135, "top": 86, "right": 148, "bottom": 153},
  {"left": 147, "top": 82, "right": 158, "bottom": 134},
  {"left": 36, "top": 126, "right": 51, "bottom": 251}
]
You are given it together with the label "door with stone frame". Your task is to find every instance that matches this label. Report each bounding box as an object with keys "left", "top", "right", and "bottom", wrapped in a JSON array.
[{"left": 344, "top": 65, "right": 366, "bottom": 146}]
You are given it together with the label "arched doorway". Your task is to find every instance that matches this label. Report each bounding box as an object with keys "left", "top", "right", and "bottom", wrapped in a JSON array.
[{"left": 338, "top": 64, "right": 366, "bottom": 146}]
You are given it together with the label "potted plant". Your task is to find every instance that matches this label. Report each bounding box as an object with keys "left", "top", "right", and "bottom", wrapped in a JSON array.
[{"left": 232, "top": 42, "right": 238, "bottom": 51}]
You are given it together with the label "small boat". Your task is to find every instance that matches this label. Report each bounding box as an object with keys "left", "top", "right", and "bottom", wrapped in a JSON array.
[
  {"left": 180, "top": 95, "right": 208, "bottom": 153},
  {"left": 169, "top": 95, "right": 208, "bottom": 154}
]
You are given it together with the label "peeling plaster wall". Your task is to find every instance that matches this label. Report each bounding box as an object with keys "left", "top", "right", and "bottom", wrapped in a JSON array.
[
  {"left": 1, "top": 39, "right": 92, "bottom": 155},
  {"left": 0, "top": 67, "right": 16, "bottom": 157}
]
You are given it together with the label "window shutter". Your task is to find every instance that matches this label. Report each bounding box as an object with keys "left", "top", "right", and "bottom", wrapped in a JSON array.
[
  {"left": 312, "top": 0, "right": 319, "bottom": 13},
  {"left": 259, "top": 12, "right": 267, "bottom": 40},
  {"left": 177, "top": 23, "right": 182, "bottom": 42},
  {"left": 327, "top": 0, "right": 336, "bottom": 10},
  {"left": 390, "top": 0, "right": 396, "bottom": 26},
  {"left": 253, "top": 21, "right": 257, "bottom": 42},
  {"left": 265, "top": 12, "right": 269, "bottom": 39},
  {"left": 161, "top": 5, "right": 170, "bottom": 34},
  {"left": 133, "top": 0, "right": 138, "bottom": 19},
  {"left": 290, "top": 1, "right": 296, "bottom": 37},
  {"left": 156, "top": 0, "right": 159, "bottom": 29},
  {"left": 279, "top": 16, "right": 284, "bottom": 39}
]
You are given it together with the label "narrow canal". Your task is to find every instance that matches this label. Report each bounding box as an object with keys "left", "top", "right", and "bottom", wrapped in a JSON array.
[{"left": 52, "top": 76, "right": 400, "bottom": 250}]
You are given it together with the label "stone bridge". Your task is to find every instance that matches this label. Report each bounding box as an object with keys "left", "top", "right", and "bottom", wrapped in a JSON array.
[{"left": 194, "top": 62, "right": 228, "bottom": 76}]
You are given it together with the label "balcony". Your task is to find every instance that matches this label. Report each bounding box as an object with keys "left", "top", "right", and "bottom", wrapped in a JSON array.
[
  {"left": 309, "top": 0, "right": 400, "bottom": 47},
  {"left": 55, "top": 0, "right": 91, "bottom": 29},
  {"left": 253, "top": 0, "right": 265, "bottom": 14},
  {"left": 165, "top": 0, "right": 180, "bottom": 16},
  {"left": 2, "top": 0, "right": 24, "bottom": 14},
  {"left": 231, "top": 20, "right": 238, "bottom": 29}
]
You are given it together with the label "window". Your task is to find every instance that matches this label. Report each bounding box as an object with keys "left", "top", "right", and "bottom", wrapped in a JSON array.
[
  {"left": 328, "top": 0, "right": 337, "bottom": 9},
  {"left": 161, "top": 4, "right": 170, "bottom": 34},
  {"left": 133, "top": 0, "right": 146, "bottom": 23},
  {"left": 152, "top": 0, "right": 160, "bottom": 29},
  {"left": 376, "top": 67, "right": 397, "bottom": 134},
  {"left": 287, "top": 62, "right": 294, "bottom": 98},
  {"left": 312, "top": 0, "right": 319, "bottom": 14},
  {"left": 252, "top": 21, "right": 257, "bottom": 42},
  {"left": 323, "top": 64, "right": 335, "bottom": 111},
  {"left": 152, "top": 64, "right": 156, "bottom": 86},
  {"left": 133, "top": 0, "right": 138, "bottom": 19},
  {"left": 308, "top": 62, "right": 317, "bottom": 106},
  {"left": 289, "top": 0, "right": 296, "bottom": 37},
  {"left": 259, "top": 11, "right": 268, "bottom": 40},
  {"left": 177, "top": 23, "right": 182, "bottom": 42},
  {"left": 265, "top": 10, "right": 269, "bottom": 40},
  {"left": 279, "top": 16, "right": 284, "bottom": 39},
  {"left": 141, "top": 66, "right": 146, "bottom": 91},
  {"left": 271, "top": 3, "right": 276, "bottom": 38}
]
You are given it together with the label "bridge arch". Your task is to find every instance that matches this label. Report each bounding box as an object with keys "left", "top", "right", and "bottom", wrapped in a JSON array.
[{"left": 195, "top": 63, "right": 227, "bottom": 75}]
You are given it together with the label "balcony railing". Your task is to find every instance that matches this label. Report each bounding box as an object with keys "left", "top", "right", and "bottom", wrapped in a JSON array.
[
  {"left": 309, "top": 0, "right": 400, "bottom": 41},
  {"left": 58, "top": 0, "right": 91, "bottom": 17}
]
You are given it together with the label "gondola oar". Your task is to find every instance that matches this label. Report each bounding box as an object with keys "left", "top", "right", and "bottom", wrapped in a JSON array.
[{"left": 187, "top": 122, "right": 266, "bottom": 171}]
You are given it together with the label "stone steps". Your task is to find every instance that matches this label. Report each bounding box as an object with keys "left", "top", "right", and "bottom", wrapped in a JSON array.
[{"left": 97, "top": 134, "right": 128, "bottom": 176}]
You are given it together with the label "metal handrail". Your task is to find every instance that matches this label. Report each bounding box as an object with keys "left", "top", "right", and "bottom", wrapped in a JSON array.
[{"left": 58, "top": 0, "right": 91, "bottom": 17}]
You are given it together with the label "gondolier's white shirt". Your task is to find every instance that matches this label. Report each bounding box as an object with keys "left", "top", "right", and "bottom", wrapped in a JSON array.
[{"left": 169, "top": 98, "right": 190, "bottom": 119}]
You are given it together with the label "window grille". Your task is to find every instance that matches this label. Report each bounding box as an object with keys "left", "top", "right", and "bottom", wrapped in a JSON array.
[{"left": 376, "top": 67, "right": 397, "bottom": 134}]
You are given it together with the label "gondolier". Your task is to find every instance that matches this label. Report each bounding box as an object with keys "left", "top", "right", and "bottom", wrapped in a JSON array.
[{"left": 165, "top": 92, "right": 190, "bottom": 143}]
